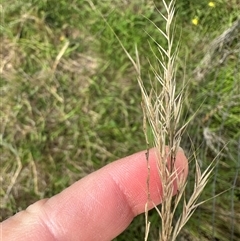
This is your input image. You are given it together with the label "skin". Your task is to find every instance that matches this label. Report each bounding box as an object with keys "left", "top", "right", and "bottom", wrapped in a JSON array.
[{"left": 1, "top": 148, "right": 188, "bottom": 241}]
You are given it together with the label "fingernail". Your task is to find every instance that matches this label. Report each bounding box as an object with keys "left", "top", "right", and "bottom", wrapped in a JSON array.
[{"left": 178, "top": 146, "right": 185, "bottom": 154}]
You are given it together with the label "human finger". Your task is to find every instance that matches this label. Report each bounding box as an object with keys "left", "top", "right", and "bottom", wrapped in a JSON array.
[{"left": 1, "top": 148, "right": 188, "bottom": 241}]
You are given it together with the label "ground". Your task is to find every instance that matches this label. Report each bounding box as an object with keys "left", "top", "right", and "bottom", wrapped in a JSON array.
[{"left": 1, "top": 0, "right": 240, "bottom": 240}]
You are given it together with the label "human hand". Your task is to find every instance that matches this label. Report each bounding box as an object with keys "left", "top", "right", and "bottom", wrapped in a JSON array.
[{"left": 1, "top": 148, "right": 188, "bottom": 241}]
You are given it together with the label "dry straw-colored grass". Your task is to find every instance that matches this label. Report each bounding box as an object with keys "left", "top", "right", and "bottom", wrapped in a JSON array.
[{"left": 119, "top": 0, "right": 217, "bottom": 240}]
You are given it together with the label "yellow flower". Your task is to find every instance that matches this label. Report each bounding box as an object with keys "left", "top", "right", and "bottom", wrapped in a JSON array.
[
  {"left": 191, "top": 17, "right": 199, "bottom": 26},
  {"left": 59, "top": 35, "right": 65, "bottom": 41},
  {"left": 208, "top": 2, "right": 215, "bottom": 7}
]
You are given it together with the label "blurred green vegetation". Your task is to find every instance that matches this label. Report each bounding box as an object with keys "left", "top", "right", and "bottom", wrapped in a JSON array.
[{"left": 1, "top": 0, "right": 239, "bottom": 240}]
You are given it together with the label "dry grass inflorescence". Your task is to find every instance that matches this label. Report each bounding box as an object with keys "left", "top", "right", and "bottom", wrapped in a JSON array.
[
  {"left": 123, "top": 1, "right": 221, "bottom": 240},
  {"left": 1, "top": 0, "right": 239, "bottom": 240}
]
